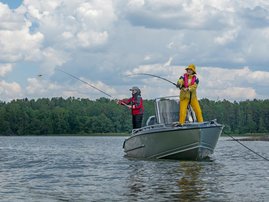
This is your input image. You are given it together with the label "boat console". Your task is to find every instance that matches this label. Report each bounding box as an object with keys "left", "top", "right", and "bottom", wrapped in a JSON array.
[{"left": 146, "top": 96, "right": 196, "bottom": 126}]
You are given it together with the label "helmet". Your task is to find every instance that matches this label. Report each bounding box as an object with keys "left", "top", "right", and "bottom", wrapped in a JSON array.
[{"left": 185, "top": 64, "right": 196, "bottom": 74}]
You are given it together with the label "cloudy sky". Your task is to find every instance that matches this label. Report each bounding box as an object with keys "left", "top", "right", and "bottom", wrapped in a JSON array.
[{"left": 0, "top": 0, "right": 269, "bottom": 102}]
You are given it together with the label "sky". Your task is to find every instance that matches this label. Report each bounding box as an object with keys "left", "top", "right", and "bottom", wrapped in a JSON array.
[{"left": 0, "top": 0, "right": 269, "bottom": 102}]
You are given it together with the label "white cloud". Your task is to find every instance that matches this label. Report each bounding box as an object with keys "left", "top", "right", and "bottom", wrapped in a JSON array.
[
  {"left": 22, "top": 0, "right": 116, "bottom": 48},
  {"left": 0, "top": 0, "right": 269, "bottom": 101},
  {"left": 75, "top": 1, "right": 117, "bottom": 27},
  {"left": 0, "top": 64, "right": 13, "bottom": 76},
  {"left": 23, "top": 0, "right": 61, "bottom": 17},
  {"left": 76, "top": 31, "right": 108, "bottom": 48},
  {"left": 124, "top": 0, "right": 236, "bottom": 29},
  {"left": 25, "top": 75, "right": 118, "bottom": 100},
  {"left": 214, "top": 29, "right": 239, "bottom": 45},
  {"left": 199, "top": 87, "right": 257, "bottom": 101},
  {"left": 0, "top": 80, "right": 22, "bottom": 100},
  {"left": 26, "top": 77, "right": 62, "bottom": 98},
  {"left": 196, "top": 66, "right": 269, "bottom": 100},
  {"left": 200, "top": 66, "right": 269, "bottom": 87},
  {"left": 40, "top": 48, "right": 69, "bottom": 75},
  {"left": 0, "top": 4, "right": 44, "bottom": 63},
  {"left": 125, "top": 63, "right": 269, "bottom": 101},
  {"left": 128, "top": 0, "right": 145, "bottom": 8},
  {"left": 0, "top": 28, "right": 43, "bottom": 62},
  {"left": 0, "top": 4, "right": 24, "bottom": 30}
]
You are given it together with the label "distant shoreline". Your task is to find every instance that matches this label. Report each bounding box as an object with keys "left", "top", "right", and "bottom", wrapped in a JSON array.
[
  {"left": 1, "top": 133, "right": 268, "bottom": 138},
  {"left": 234, "top": 136, "right": 269, "bottom": 141},
  {"left": 0, "top": 133, "right": 129, "bottom": 137},
  {"left": 222, "top": 133, "right": 269, "bottom": 141}
]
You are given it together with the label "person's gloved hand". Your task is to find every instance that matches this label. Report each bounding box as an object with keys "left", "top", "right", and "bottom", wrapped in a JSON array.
[{"left": 176, "top": 83, "right": 181, "bottom": 89}]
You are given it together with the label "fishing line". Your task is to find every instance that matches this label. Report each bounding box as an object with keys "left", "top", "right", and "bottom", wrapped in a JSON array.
[
  {"left": 56, "top": 68, "right": 130, "bottom": 108},
  {"left": 226, "top": 133, "right": 269, "bottom": 161}
]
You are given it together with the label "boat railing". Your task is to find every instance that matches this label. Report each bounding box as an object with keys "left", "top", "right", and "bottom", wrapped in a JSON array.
[
  {"left": 131, "top": 119, "right": 222, "bottom": 136},
  {"left": 132, "top": 123, "right": 166, "bottom": 135}
]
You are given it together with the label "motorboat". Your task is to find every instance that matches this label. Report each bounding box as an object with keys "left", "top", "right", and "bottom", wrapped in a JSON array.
[{"left": 123, "top": 96, "right": 224, "bottom": 160}]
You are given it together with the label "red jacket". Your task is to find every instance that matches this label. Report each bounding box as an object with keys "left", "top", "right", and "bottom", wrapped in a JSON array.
[{"left": 120, "top": 95, "right": 144, "bottom": 115}]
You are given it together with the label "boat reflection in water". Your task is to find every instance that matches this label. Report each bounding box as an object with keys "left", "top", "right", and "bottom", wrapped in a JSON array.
[
  {"left": 177, "top": 162, "right": 205, "bottom": 201},
  {"left": 123, "top": 96, "right": 224, "bottom": 160}
]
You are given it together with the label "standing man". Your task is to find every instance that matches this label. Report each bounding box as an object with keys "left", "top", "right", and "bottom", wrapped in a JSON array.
[
  {"left": 176, "top": 64, "right": 203, "bottom": 125},
  {"left": 117, "top": 86, "right": 144, "bottom": 129}
]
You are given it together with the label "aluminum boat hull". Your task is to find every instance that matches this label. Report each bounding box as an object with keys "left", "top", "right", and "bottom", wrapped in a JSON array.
[{"left": 123, "top": 121, "right": 223, "bottom": 160}]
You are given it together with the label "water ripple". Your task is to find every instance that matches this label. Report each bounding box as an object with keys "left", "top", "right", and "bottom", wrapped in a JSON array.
[{"left": 0, "top": 136, "right": 268, "bottom": 201}]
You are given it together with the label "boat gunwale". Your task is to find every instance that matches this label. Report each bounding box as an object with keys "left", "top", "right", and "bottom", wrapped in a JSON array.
[{"left": 125, "top": 122, "right": 224, "bottom": 142}]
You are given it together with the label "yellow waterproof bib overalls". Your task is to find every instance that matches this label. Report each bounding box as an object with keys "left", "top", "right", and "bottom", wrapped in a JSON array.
[{"left": 177, "top": 65, "right": 204, "bottom": 124}]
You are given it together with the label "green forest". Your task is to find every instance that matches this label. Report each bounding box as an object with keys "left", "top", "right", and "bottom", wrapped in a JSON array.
[{"left": 0, "top": 97, "right": 268, "bottom": 135}]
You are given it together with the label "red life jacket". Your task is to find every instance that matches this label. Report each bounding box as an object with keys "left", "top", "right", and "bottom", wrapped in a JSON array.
[{"left": 184, "top": 73, "right": 196, "bottom": 88}]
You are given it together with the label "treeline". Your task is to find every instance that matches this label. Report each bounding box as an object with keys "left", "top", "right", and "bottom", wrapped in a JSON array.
[
  {"left": 0, "top": 97, "right": 154, "bottom": 135},
  {"left": 201, "top": 98, "right": 269, "bottom": 134},
  {"left": 0, "top": 97, "right": 268, "bottom": 135}
]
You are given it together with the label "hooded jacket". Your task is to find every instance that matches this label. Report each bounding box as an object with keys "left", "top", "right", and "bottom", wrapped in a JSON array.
[{"left": 120, "top": 94, "right": 144, "bottom": 115}]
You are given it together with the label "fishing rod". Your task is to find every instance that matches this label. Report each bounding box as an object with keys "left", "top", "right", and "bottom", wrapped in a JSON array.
[
  {"left": 225, "top": 133, "right": 269, "bottom": 161},
  {"left": 128, "top": 73, "right": 178, "bottom": 87},
  {"left": 128, "top": 72, "right": 195, "bottom": 121},
  {"left": 56, "top": 68, "right": 113, "bottom": 98},
  {"left": 56, "top": 68, "right": 130, "bottom": 108}
]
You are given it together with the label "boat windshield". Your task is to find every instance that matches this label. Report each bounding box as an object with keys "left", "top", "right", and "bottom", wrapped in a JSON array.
[{"left": 154, "top": 96, "right": 196, "bottom": 124}]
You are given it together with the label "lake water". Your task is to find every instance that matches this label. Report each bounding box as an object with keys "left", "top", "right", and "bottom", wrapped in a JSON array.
[{"left": 0, "top": 136, "right": 268, "bottom": 202}]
